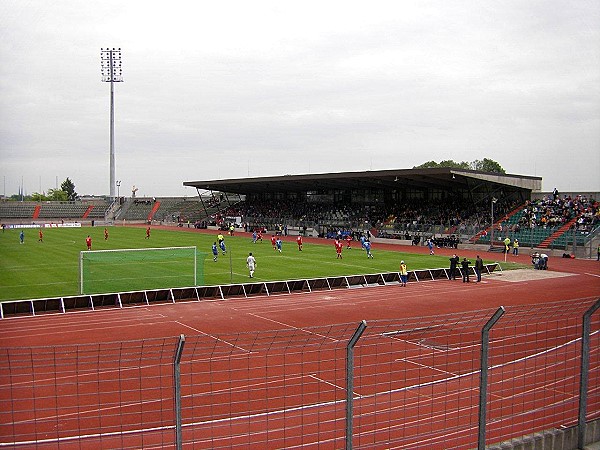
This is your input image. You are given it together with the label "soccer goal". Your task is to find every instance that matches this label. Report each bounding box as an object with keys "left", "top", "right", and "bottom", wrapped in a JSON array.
[{"left": 79, "top": 246, "right": 202, "bottom": 294}]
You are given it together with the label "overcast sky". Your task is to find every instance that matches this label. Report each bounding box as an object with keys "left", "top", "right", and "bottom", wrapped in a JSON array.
[{"left": 1, "top": 0, "right": 599, "bottom": 198}]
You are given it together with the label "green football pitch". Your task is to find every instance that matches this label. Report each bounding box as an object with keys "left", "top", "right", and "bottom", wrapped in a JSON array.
[{"left": 0, "top": 226, "right": 506, "bottom": 301}]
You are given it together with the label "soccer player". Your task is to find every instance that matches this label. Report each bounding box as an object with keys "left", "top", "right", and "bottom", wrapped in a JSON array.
[
  {"left": 364, "top": 240, "right": 373, "bottom": 258},
  {"left": 38, "top": 229, "right": 43, "bottom": 242},
  {"left": 247, "top": 252, "right": 257, "bottom": 278},
  {"left": 427, "top": 238, "right": 434, "bottom": 255},
  {"left": 297, "top": 235, "right": 303, "bottom": 251},
  {"left": 19, "top": 230, "right": 24, "bottom": 244},
  {"left": 271, "top": 235, "right": 277, "bottom": 250},
  {"left": 335, "top": 239, "right": 343, "bottom": 259},
  {"left": 212, "top": 242, "right": 218, "bottom": 262},
  {"left": 252, "top": 230, "right": 258, "bottom": 243},
  {"left": 104, "top": 227, "right": 109, "bottom": 240},
  {"left": 219, "top": 240, "right": 227, "bottom": 255},
  {"left": 217, "top": 233, "right": 225, "bottom": 245},
  {"left": 86, "top": 235, "right": 92, "bottom": 250},
  {"left": 256, "top": 230, "right": 263, "bottom": 242},
  {"left": 345, "top": 234, "right": 352, "bottom": 249},
  {"left": 276, "top": 237, "right": 282, "bottom": 253},
  {"left": 145, "top": 227, "right": 151, "bottom": 239}
]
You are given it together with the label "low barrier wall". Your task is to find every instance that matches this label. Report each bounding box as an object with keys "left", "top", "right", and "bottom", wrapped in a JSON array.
[{"left": 0, "top": 263, "right": 501, "bottom": 319}]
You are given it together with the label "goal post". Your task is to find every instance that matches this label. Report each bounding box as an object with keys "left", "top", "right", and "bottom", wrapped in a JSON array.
[{"left": 79, "top": 246, "right": 204, "bottom": 294}]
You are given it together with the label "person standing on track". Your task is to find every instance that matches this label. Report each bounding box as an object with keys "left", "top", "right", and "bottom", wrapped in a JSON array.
[
  {"left": 461, "top": 257, "right": 471, "bottom": 283},
  {"left": 449, "top": 254, "right": 459, "bottom": 280},
  {"left": 399, "top": 260, "right": 408, "bottom": 287},
  {"left": 247, "top": 252, "right": 256, "bottom": 278},
  {"left": 474, "top": 255, "right": 484, "bottom": 282}
]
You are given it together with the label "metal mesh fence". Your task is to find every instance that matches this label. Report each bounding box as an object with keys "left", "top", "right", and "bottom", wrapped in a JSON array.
[{"left": 1, "top": 299, "right": 598, "bottom": 449}]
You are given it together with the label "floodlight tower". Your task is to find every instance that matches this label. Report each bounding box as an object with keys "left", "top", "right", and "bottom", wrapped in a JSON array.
[{"left": 100, "top": 48, "right": 123, "bottom": 199}]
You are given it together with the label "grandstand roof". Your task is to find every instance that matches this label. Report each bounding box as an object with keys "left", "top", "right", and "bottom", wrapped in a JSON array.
[{"left": 184, "top": 168, "right": 542, "bottom": 194}]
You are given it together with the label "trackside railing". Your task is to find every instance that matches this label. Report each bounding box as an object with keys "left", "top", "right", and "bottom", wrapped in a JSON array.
[
  {"left": 1, "top": 298, "right": 598, "bottom": 449},
  {"left": 0, "top": 264, "right": 502, "bottom": 319}
]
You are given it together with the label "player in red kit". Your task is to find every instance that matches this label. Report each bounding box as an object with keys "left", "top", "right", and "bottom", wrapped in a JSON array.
[
  {"left": 146, "top": 227, "right": 151, "bottom": 239},
  {"left": 335, "top": 239, "right": 343, "bottom": 259},
  {"left": 345, "top": 234, "right": 352, "bottom": 249},
  {"left": 271, "top": 235, "right": 277, "bottom": 250},
  {"left": 85, "top": 235, "right": 92, "bottom": 250},
  {"left": 297, "top": 235, "right": 303, "bottom": 251}
]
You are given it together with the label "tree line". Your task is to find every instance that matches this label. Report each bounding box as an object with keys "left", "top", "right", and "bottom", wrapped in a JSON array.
[{"left": 7, "top": 178, "right": 78, "bottom": 202}]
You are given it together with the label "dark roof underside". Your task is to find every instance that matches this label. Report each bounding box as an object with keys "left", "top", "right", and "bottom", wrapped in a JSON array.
[{"left": 184, "top": 168, "right": 541, "bottom": 195}]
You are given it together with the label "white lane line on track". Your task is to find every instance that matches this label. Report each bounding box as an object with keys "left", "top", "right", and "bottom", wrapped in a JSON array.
[
  {"left": 174, "top": 320, "right": 251, "bottom": 353},
  {"left": 244, "top": 312, "right": 339, "bottom": 342}
]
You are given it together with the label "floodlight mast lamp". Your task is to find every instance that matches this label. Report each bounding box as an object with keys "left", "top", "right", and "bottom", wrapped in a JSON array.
[{"left": 100, "top": 48, "right": 123, "bottom": 199}]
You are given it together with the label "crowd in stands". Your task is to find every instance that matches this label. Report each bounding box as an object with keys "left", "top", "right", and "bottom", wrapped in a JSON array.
[
  {"left": 216, "top": 197, "right": 517, "bottom": 238},
  {"left": 499, "top": 193, "right": 599, "bottom": 233}
]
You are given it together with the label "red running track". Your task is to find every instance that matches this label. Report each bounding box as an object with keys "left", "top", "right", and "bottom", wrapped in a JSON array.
[{"left": 1, "top": 239, "right": 599, "bottom": 449}]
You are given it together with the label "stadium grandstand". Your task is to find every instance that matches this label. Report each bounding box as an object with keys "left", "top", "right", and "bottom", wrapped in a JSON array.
[{"left": 2, "top": 168, "right": 598, "bottom": 257}]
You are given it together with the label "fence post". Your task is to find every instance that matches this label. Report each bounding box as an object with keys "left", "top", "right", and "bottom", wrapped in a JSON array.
[
  {"left": 477, "top": 307, "right": 505, "bottom": 450},
  {"left": 577, "top": 298, "right": 600, "bottom": 449},
  {"left": 174, "top": 334, "right": 186, "bottom": 450},
  {"left": 346, "top": 320, "right": 367, "bottom": 450}
]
